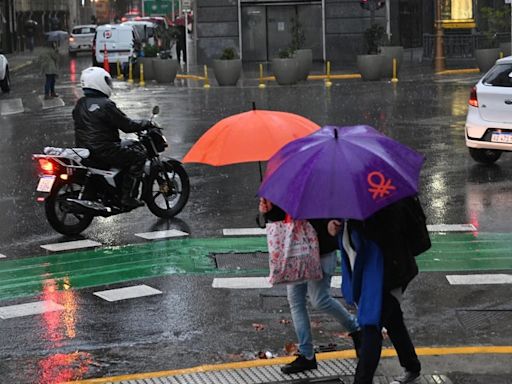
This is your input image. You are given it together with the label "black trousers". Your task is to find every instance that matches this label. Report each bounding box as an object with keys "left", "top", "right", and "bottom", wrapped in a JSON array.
[
  {"left": 94, "top": 143, "right": 146, "bottom": 180},
  {"left": 354, "top": 291, "right": 421, "bottom": 384}
]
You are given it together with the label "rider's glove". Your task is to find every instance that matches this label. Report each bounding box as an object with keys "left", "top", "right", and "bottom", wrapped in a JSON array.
[{"left": 139, "top": 119, "right": 153, "bottom": 131}]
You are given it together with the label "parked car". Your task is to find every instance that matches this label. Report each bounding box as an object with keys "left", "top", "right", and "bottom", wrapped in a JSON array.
[
  {"left": 121, "top": 20, "right": 158, "bottom": 46},
  {"left": 0, "top": 52, "right": 10, "bottom": 93},
  {"left": 69, "top": 24, "right": 96, "bottom": 56},
  {"left": 92, "top": 24, "right": 141, "bottom": 66},
  {"left": 465, "top": 56, "right": 512, "bottom": 164}
]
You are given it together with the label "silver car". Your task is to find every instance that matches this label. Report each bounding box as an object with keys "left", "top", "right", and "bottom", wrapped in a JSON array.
[
  {"left": 69, "top": 24, "right": 96, "bottom": 55},
  {"left": 0, "top": 52, "right": 9, "bottom": 93}
]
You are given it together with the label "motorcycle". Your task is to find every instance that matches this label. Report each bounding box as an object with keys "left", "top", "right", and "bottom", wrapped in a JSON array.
[{"left": 33, "top": 106, "right": 190, "bottom": 235}]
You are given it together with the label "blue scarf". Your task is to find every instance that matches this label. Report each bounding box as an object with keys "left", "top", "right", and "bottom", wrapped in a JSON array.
[{"left": 339, "top": 225, "right": 384, "bottom": 327}]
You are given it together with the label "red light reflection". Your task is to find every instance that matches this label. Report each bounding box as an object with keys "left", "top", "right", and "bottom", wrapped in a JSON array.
[
  {"left": 69, "top": 59, "right": 76, "bottom": 82},
  {"left": 38, "top": 352, "right": 93, "bottom": 384}
]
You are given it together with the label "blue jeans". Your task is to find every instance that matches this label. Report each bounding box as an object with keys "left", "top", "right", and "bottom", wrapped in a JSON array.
[{"left": 286, "top": 251, "right": 359, "bottom": 359}]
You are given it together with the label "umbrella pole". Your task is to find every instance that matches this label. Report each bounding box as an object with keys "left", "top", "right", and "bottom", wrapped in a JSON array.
[{"left": 258, "top": 161, "right": 263, "bottom": 182}]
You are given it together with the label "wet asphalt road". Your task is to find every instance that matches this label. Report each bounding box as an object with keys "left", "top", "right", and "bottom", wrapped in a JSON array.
[
  {"left": 1, "top": 54, "right": 511, "bottom": 257},
  {"left": 1, "top": 54, "right": 512, "bottom": 383}
]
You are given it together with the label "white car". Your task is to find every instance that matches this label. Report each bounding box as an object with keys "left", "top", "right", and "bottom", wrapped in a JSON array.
[
  {"left": 465, "top": 56, "right": 512, "bottom": 163},
  {"left": 0, "top": 52, "right": 10, "bottom": 93},
  {"left": 69, "top": 24, "right": 96, "bottom": 55}
]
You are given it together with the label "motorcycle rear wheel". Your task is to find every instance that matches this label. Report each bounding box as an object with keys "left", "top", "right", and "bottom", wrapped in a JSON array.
[
  {"left": 45, "top": 181, "right": 94, "bottom": 235},
  {"left": 145, "top": 161, "right": 190, "bottom": 218}
]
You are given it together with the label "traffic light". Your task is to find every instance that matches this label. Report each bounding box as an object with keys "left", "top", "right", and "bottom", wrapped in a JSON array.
[{"left": 359, "top": 0, "right": 385, "bottom": 11}]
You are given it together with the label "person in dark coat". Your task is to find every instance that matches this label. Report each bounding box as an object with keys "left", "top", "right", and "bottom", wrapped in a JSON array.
[
  {"left": 329, "top": 196, "right": 429, "bottom": 384},
  {"left": 73, "top": 67, "right": 151, "bottom": 208}
]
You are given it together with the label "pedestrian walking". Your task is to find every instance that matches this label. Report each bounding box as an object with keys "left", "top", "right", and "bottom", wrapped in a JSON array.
[
  {"left": 39, "top": 41, "right": 60, "bottom": 99},
  {"left": 328, "top": 196, "right": 429, "bottom": 384},
  {"left": 259, "top": 198, "right": 361, "bottom": 374}
]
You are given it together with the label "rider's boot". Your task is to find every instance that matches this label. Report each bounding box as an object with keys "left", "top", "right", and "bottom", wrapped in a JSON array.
[{"left": 121, "top": 176, "right": 144, "bottom": 209}]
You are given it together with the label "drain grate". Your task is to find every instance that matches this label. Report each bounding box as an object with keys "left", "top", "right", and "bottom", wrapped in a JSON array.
[
  {"left": 212, "top": 252, "right": 269, "bottom": 270},
  {"left": 457, "top": 309, "right": 512, "bottom": 332}
]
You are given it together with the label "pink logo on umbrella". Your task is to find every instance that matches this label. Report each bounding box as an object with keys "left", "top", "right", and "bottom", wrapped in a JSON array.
[{"left": 367, "top": 171, "right": 396, "bottom": 200}]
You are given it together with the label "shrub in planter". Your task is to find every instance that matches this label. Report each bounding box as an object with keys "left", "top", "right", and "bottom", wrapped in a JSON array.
[
  {"left": 140, "top": 44, "right": 159, "bottom": 80},
  {"left": 290, "top": 17, "right": 312, "bottom": 81},
  {"left": 272, "top": 48, "right": 299, "bottom": 85},
  {"left": 357, "top": 23, "right": 386, "bottom": 81},
  {"left": 212, "top": 47, "right": 242, "bottom": 86}
]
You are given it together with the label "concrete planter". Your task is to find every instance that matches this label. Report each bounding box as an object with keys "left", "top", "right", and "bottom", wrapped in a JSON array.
[
  {"left": 153, "top": 59, "right": 179, "bottom": 84},
  {"left": 475, "top": 48, "right": 500, "bottom": 73},
  {"left": 271, "top": 58, "right": 299, "bottom": 85},
  {"left": 293, "top": 49, "right": 312, "bottom": 81},
  {"left": 379, "top": 46, "right": 403, "bottom": 78},
  {"left": 212, "top": 59, "right": 242, "bottom": 86},
  {"left": 357, "top": 54, "right": 385, "bottom": 81},
  {"left": 139, "top": 57, "right": 156, "bottom": 81}
]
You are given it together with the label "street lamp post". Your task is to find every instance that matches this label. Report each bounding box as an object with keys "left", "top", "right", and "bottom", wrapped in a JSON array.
[{"left": 434, "top": 0, "right": 445, "bottom": 73}]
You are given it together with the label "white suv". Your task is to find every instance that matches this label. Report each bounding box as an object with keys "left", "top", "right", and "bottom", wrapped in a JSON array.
[
  {"left": 0, "top": 52, "right": 9, "bottom": 93},
  {"left": 465, "top": 56, "right": 512, "bottom": 163}
]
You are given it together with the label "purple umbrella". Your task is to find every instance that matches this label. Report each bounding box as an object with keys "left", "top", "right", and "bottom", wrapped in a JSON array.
[{"left": 258, "top": 125, "right": 425, "bottom": 220}]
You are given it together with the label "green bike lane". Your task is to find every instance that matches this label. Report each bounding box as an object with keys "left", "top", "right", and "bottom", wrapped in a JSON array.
[{"left": 1, "top": 232, "right": 512, "bottom": 302}]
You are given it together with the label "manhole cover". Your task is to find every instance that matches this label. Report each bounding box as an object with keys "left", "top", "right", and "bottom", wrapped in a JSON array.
[
  {"left": 457, "top": 309, "right": 512, "bottom": 332},
  {"left": 212, "top": 252, "right": 269, "bottom": 270}
]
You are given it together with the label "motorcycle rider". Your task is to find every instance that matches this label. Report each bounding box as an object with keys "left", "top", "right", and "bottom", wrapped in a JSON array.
[{"left": 73, "top": 66, "right": 151, "bottom": 209}]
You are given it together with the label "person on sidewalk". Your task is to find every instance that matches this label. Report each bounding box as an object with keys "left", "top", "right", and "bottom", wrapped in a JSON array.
[
  {"left": 39, "top": 41, "right": 60, "bottom": 99},
  {"left": 259, "top": 198, "right": 361, "bottom": 374},
  {"left": 328, "top": 196, "right": 428, "bottom": 384}
]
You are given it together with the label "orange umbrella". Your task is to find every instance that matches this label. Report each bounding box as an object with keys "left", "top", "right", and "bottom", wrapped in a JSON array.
[{"left": 182, "top": 109, "right": 320, "bottom": 167}]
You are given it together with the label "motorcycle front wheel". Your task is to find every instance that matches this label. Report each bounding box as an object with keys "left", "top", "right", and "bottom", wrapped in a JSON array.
[
  {"left": 145, "top": 161, "right": 190, "bottom": 218},
  {"left": 45, "top": 181, "right": 94, "bottom": 235}
]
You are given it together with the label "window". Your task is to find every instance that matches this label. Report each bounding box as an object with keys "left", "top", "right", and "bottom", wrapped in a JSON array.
[
  {"left": 483, "top": 64, "right": 512, "bottom": 87},
  {"left": 73, "top": 27, "right": 96, "bottom": 35}
]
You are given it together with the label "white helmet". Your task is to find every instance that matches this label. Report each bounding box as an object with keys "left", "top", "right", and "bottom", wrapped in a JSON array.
[{"left": 80, "top": 67, "right": 113, "bottom": 97}]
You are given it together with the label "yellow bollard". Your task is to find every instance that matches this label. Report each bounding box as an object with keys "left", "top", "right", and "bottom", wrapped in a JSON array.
[
  {"left": 127, "top": 62, "right": 134, "bottom": 84},
  {"left": 500, "top": 51, "right": 504, "bottom": 59},
  {"left": 258, "top": 63, "right": 266, "bottom": 88},
  {"left": 325, "top": 61, "right": 332, "bottom": 87},
  {"left": 391, "top": 58, "right": 399, "bottom": 83},
  {"left": 116, "top": 61, "right": 123, "bottom": 80},
  {"left": 203, "top": 64, "right": 210, "bottom": 88},
  {"left": 139, "top": 63, "right": 145, "bottom": 87}
]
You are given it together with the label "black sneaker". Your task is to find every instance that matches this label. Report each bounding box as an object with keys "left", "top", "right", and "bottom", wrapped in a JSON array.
[
  {"left": 280, "top": 354, "right": 317, "bottom": 374},
  {"left": 390, "top": 370, "right": 420, "bottom": 384}
]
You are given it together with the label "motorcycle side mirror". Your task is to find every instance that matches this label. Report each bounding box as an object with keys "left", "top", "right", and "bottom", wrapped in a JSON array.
[{"left": 152, "top": 106, "right": 160, "bottom": 115}]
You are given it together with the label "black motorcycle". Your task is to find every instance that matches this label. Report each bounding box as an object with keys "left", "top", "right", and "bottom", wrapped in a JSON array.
[{"left": 33, "top": 106, "right": 190, "bottom": 235}]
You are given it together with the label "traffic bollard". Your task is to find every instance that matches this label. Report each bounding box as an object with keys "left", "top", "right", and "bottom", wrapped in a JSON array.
[
  {"left": 139, "top": 63, "right": 145, "bottom": 87},
  {"left": 259, "top": 63, "right": 266, "bottom": 88},
  {"left": 127, "top": 62, "right": 134, "bottom": 84},
  {"left": 203, "top": 65, "right": 210, "bottom": 88},
  {"left": 325, "top": 61, "right": 332, "bottom": 87},
  {"left": 391, "top": 58, "right": 399, "bottom": 83}
]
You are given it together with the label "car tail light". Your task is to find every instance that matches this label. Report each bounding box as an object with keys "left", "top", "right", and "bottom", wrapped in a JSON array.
[
  {"left": 469, "top": 86, "right": 478, "bottom": 107},
  {"left": 38, "top": 158, "right": 55, "bottom": 175}
]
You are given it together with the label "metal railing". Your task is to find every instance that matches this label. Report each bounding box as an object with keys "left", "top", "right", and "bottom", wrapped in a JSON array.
[{"left": 423, "top": 32, "right": 511, "bottom": 59}]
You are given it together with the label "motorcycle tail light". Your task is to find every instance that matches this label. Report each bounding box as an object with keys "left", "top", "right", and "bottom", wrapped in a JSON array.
[{"left": 38, "top": 158, "right": 55, "bottom": 174}]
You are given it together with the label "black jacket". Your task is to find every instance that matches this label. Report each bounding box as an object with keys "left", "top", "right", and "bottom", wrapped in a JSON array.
[
  {"left": 264, "top": 205, "right": 338, "bottom": 256},
  {"left": 349, "top": 196, "right": 430, "bottom": 290},
  {"left": 73, "top": 90, "right": 146, "bottom": 153}
]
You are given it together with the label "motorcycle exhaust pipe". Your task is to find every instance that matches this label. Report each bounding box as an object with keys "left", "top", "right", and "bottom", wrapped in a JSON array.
[{"left": 65, "top": 198, "right": 114, "bottom": 217}]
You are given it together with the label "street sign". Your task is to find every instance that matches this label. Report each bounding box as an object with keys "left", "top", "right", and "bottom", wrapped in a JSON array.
[
  {"left": 143, "top": 0, "right": 177, "bottom": 16},
  {"left": 182, "top": 0, "right": 192, "bottom": 12}
]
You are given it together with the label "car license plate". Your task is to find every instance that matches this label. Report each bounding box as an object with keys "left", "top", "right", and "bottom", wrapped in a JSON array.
[
  {"left": 491, "top": 133, "right": 512, "bottom": 143},
  {"left": 36, "top": 175, "right": 56, "bottom": 192}
]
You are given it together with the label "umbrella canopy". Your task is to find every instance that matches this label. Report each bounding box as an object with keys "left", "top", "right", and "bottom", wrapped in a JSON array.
[
  {"left": 258, "top": 125, "right": 425, "bottom": 220},
  {"left": 44, "top": 30, "right": 68, "bottom": 42},
  {"left": 182, "top": 109, "right": 320, "bottom": 166}
]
